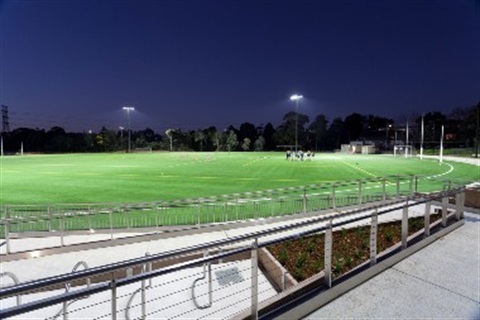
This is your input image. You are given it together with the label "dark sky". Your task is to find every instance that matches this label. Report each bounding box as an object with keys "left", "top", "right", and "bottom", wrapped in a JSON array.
[{"left": 1, "top": 0, "right": 479, "bottom": 133}]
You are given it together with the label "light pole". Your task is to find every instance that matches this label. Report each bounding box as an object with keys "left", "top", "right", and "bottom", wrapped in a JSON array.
[
  {"left": 119, "top": 126, "right": 124, "bottom": 151},
  {"left": 290, "top": 94, "right": 303, "bottom": 153},
  {"left": 122, "top": 106, "right": 135, "bottom": 152}
]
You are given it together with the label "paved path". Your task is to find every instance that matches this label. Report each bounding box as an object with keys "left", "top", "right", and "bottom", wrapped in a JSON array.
[
  {"left": 305, "top": 211, "right": 480, "bottom": 319},
  {"left": 421, "top": 155, "right": 480, "bottom": 166}
]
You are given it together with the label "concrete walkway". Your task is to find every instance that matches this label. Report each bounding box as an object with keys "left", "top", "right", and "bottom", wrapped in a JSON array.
[
  {"left": 305, "top": 211, "right": 480, "bottom": 319},
  {"left": 421, "top": 155, "right": 480, "bottom": 166}
]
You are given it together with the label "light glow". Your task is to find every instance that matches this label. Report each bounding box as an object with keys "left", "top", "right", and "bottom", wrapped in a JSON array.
[{"left": 290, "top": 94, "right": 303, "bottom": 101}]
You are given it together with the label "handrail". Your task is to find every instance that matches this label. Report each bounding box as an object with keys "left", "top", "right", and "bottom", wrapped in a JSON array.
[
  {"left": 191, "top": 250, "right": 213, "bottom": 309},
  {"left": 0, "top": 187, "right": 465, "bottom": 319},
  {"left": 0, "top": 189, "right": 460, "bottom": 300}
]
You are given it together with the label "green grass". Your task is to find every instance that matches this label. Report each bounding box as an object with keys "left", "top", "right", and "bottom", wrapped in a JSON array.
[{"left": 0, "top": 152, "right": 477, "bottom": 205}]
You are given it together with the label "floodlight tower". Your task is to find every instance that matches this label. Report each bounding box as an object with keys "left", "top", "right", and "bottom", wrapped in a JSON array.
[
  {"left": 122, "top": 106, "right": 135, "bottom": 152},
  {"left": 290, "top": 94, "right": 303, "bottom": 153}
]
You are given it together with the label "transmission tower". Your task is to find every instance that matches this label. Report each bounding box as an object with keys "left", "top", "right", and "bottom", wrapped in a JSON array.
[{"left": 2, "top": 105, "right": 11, "bottom": 133}]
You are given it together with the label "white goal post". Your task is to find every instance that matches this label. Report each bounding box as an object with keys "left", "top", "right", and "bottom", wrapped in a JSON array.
[{"left": 393, "top": 145, "right": 414, "bottom": 158}]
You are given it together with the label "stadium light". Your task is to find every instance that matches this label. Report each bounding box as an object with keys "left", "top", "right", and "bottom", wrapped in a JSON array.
[
  {"left": 290, "top": 94, "right": 303, "bottom": 153},
  {"left": 122, "top": 106, "right": 135, "bottom": 152}
]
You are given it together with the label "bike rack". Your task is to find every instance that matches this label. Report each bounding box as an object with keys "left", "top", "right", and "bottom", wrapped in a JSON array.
[
  {"left": 191, "top": 250, "right": 213, "bottom": 309},
  {"left": 0, "top": 272, "right": 21, "bottom": 306},
  {"left": 53, "top": 261, "right": 90, "bottom": 320},
  {"left": 125, "top": 252, "right": 152, "bottom": 320}
]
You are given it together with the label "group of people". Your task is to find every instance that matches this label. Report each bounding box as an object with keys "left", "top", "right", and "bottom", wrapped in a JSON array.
[{"left": 286, "top": 150, "right": 315, "bottom": 161}]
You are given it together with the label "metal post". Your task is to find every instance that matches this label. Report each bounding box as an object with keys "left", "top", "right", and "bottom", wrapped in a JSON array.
[
  {"left": 324, "top": 221, "right": 333, "bottom": 288},
  {"left": 4, "top": 207, "right": 10, "bottom": 254},
  {"left": 111, "top": 279, "right": 117, "bottom": 320},
  {"left": 414, "top": 175, "right": 418, "bottom": 193},
  {"left": 224, "top": 202, "right": 227, "bottom": 222},
  {"left": 396, "top": 176, "right": 400, "bottom": 198},
  {"left": 370, "top": 210, "right": 378, "bottom": 266},
  {"left": 303, "top": 188, "right": 307, "bottom": 214},
  {"left": 62, "top": 300, "right": 68, "bottom": 320},
  {"left": 332, "top": 184, "right": 336, "bottom": 210},
  {"left": 48, "top": 205, "right": 53, "bottom": 232},
  {"left": 382, "top": 178, "right": 387, "bottom": 204},
  {"left": 409, "top": 175, "right": 414, "bottom": 196},
  {"left": 424, "top": 201, "right": 431, "bottom": 238},
  {"left": 402, "top": 203, "right": 408, "bottom": 249},
  {"left": 87, "top": 206, "right": 92, "bottom": 231},
  {"left": 140, "top": 279, "right": 146, "bottom": 320},
  {"left": 251, "top": 238, "right": 259, "bottom": 320},
  {"left": 455, "top": 191, "right": 464, "bottom": 220},
  {"left": 236, "top": 197, "right": 239, "bottom": 221},
  {"left": 60, "top": 212, "right": 65, "bottom": 247},
  {"left": 358, "top": 180, "right": 363, "bottom": 206},
  {"left": 442, "top": 194, "right": 448, "bottom": 227},
  {"left": 271, "top": 194, "right": 274, "bottom": 217},
  {"left": 197, "top": 203, "right": 200, "bottom": 228},
  {"left": 109, "top": 210, "right": 114, "bottom": 240}
]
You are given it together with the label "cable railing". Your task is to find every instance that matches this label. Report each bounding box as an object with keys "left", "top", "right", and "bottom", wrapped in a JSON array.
[{"left": 0, "top": 187, "right": 466, "bottom": 319}]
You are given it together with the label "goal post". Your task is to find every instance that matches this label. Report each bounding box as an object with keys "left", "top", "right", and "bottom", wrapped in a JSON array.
[{"left": 393, "top": 145, "right": 414, "bottom": 158}]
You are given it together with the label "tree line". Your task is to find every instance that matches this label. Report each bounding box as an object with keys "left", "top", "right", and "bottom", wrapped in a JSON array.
[{"left": 1, "top": 103, "right": 478, "bottom": 154}]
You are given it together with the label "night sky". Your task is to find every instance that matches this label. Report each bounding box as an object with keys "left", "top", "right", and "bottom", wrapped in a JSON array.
[{"left": 1, "top": 0, "right": 479, "bottom": 133}]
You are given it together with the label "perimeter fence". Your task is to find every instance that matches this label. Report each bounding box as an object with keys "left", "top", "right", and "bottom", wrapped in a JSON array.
[{"left": 0, "top": 174, "right": 468, "bottom": 241}]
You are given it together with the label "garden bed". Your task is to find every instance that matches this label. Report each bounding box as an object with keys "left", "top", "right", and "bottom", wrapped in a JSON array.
[{"left": 267, "top": 213, "right": 442, "bottom": 281}]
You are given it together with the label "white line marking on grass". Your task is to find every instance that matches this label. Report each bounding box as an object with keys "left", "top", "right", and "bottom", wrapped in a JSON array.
[
  {"left": 104, "top": 165, "right": 139, "bottom": 168},
  {"left": 339, "top": 161, "right": 378, "bottom": 178},
  {"left": 424, "top": 162, "right": 454, "bottom": 179}
]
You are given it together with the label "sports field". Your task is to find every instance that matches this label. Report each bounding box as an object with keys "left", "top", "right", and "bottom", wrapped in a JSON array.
[{"left": 0, "top": 152, "right": 476, "bottom": 205}]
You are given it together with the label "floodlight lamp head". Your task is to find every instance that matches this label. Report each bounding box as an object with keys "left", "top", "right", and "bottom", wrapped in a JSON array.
[
  {"left": 122, "top": 106, "right": 135, "bottom": 111},
  {"left": 290, "top": 94, "right": 303, "bottom": 101}
]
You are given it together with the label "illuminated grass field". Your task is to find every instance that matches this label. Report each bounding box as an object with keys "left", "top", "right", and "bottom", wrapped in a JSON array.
[
  {"left": 0, "top": 152, "right": 476, "bottom": 205},
  {"left": 0, "top": 152, "right": 477, "bottom": 233}
]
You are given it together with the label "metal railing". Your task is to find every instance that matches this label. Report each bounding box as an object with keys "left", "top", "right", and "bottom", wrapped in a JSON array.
[
  {"left": 1, "top": 175, "right": 463, "bottom": 255},
  {"left": 0, "top": 187, "right": 466, "bottom": 319}
]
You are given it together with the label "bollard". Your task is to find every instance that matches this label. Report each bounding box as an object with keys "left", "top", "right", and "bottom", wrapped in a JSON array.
[
  {"left": 251, "top": 238, "right": 259, "bottom": 319},
  {"left": 370, "top": 210, "right": 378, "bottom": 266},
  {"left": 324, "top": 221, "right": 333, "bottom": 288}
]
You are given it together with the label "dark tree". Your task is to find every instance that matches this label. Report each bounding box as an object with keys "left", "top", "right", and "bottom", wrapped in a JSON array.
[
  {"left": 274, "top": 111, "right": 309, "bottom": 150},
  {"left": 238, "top": 122, "right": 258, "bottom": 151},
  {"left": 344, "top": 113, "right": 364, "bottom": 141},
  {"left": 262, "top": 123, "right": 276, "bottom": 150},
  {"left": 308, "top": 114, "right": 328, "bottom": 151},
  {"left": 327, "top": 117, "right": 347, "bottom": 150}
]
